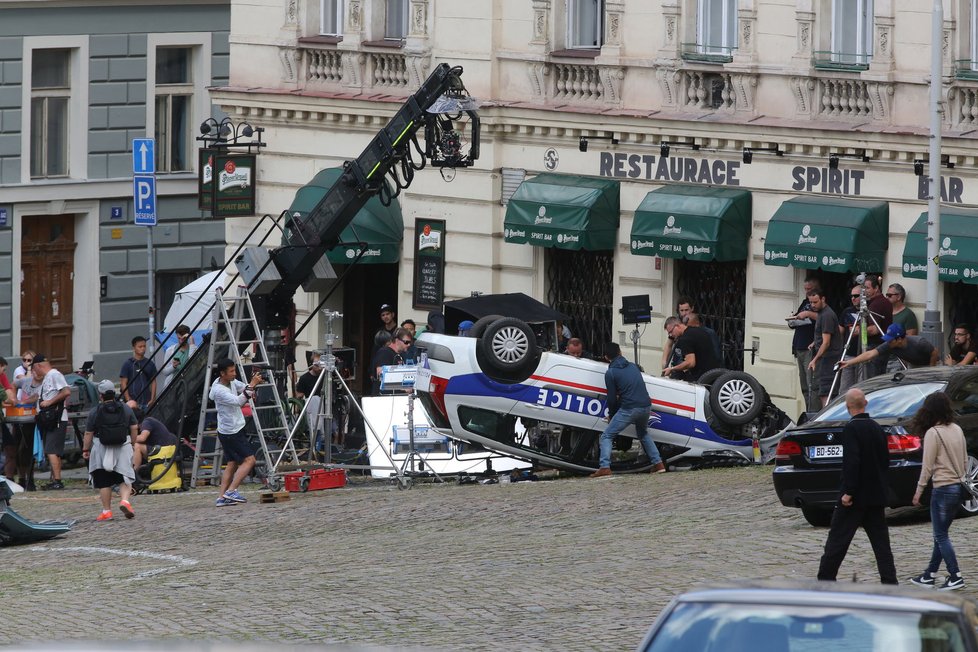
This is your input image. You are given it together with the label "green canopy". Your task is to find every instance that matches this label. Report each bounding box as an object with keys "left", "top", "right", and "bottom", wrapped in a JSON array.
[
  {"left": 630, "top": 186, "right": 752, "bottom": 262},
  {"left": 902, "top": 208, "right": 978, "bottom": 284},
  {"left": 763, "top": 196, "right": 889, "bottom": 273},
  {"left": 287, "top": 167, "right": 403, "bottom": 264},
  {"left": 504, "top": 173, "right": 620, "bottom": 251}
]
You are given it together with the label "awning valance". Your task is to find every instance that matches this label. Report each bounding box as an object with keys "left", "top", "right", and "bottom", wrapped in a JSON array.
[
  {"left": 763, "top": 196, "right": 889, "bottom": 273},
  {"left": 287, "top": 167, "right": 403, "bottom": 264},
  {"left": 503, "top": 173, "right": 620, "bottom": 251},
  {"left": 902, "top": 208, "right": 978, "bottom": 284},
  {"left": 630, "top": 185, "right": 752, "bottom": 262}
]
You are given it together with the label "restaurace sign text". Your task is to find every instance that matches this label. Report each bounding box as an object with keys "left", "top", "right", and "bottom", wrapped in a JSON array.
[{"left": 599, "top": 152, "right": 742, "bottom": 186}]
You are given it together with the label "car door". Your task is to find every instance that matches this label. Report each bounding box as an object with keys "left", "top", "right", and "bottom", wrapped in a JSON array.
[
  {"left": 948, "top": 370, "right": 978, "bottom": 457},
  {"left": 508, "top": 353, "right": 605, "bottom": 431},
  {"left": 643, "top": 375, "right": 696, "bottom": 449}
]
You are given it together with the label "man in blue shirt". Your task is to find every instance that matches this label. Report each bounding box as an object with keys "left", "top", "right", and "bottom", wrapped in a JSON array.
[
  {"left": 590, "top": 342, "right": 665, "bottom": 478},
  {"left": 119, "top": 336, "right": 158, "bottom": 411}
]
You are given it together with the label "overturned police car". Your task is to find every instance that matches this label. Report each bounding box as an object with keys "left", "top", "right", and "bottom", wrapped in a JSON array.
[{"left": 415, "top": 316, "right": 791, "bottom": 474}]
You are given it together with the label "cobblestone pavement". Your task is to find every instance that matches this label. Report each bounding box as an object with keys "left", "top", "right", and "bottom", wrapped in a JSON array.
[{"left": 1, "top": 465, "right": 973, "bottom": 650}]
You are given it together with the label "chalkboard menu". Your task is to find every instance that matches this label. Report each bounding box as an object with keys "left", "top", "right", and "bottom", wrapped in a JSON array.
[{"left": 413, "top": 219, "right": 446, "bottom": 310}]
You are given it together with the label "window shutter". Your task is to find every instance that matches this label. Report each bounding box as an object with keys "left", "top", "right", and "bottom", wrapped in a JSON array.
[{"left": 500, "top": 168, "right": 526, "bottom": 205}]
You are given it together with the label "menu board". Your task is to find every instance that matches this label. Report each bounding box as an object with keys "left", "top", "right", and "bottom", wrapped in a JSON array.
[{"left": 413, "top": 219, "right": 446, "bottom": 310}]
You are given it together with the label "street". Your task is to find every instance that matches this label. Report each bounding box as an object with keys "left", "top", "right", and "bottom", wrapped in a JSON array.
[{"left": 1, "top": 465, "right": 972, "bottom": 650}]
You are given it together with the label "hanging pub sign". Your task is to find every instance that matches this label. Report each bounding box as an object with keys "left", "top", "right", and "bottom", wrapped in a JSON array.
[
  {"left": 212, "top": 153, "right": 257, "bottom": 217},
  {"left": 197, "top": 148, "right": 217, "bottom": 211},
  {"left": 413, "top": 218, "right": 446, "bottom": 311}
]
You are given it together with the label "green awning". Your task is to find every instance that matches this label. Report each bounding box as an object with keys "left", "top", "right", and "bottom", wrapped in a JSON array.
[
  {"left": 763, "top": 196, "right": 889, "bottom": 273},
  {"left": 902, "top": 208, "right": 978, "bottom": 284},
  {"left": 630, "top": 185, "right": 751, "bottom": 262},
  {"left": 504, "top": 173, "right": 620, "bottom": 251},
  {"left": 287, "top": 167, "right": 403, "bottom": 264}
]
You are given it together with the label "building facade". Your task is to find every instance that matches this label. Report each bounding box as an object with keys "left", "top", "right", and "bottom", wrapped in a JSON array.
[
  {"left": 0, "top": 0, "right": 230, "bottom": 372},
  {"left": 213, "top": 0, "right": 978, "bottom": 413}
]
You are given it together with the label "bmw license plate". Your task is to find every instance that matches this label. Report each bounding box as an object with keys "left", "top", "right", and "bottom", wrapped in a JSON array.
[{"left": 808, "top": 445, "right": 843, "bottom": 459}]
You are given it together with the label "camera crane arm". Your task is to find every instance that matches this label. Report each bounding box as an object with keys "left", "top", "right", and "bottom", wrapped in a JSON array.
[{"left": 245, "top": 63, "right": 479, "bottom": 331}]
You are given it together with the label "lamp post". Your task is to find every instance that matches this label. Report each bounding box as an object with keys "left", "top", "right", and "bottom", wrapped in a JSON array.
[{"left": 922, "top": 0, "right": 944, "bottom": 353}]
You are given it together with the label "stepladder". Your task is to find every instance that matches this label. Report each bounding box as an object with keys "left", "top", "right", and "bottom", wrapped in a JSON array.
[{"left": 190, "top": 286, "right": 301, "bottom": 490}]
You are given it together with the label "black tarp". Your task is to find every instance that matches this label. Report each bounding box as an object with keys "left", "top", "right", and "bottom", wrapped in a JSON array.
[{"left": 442, "top": 293, "right": 568, "bottom": 334}]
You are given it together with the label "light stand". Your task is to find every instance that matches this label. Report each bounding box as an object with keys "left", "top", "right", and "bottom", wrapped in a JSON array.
[
  {"left": 620, "top": 294, "right": 652, "bottom": 366},
  {"left": 277, "top": 310, "right": 404, "bottom": 483}
]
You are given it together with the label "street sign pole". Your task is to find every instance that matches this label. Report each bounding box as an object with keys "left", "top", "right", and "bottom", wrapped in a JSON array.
[{"left": 133, "top": 139, "right": 158, "bottom": 352}]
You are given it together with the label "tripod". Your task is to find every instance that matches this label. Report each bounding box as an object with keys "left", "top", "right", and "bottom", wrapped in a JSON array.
[
  {"left": 279, "top": 310, "right": 405, "bottom": 484},
  {"left": 826, "top": 286, "right": 906, "bottom": 403},
  {"left": 397, "top": 387, "right": 443, "bottom": 484}
]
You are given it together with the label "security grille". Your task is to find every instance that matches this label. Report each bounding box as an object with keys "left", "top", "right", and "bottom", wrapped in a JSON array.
[
  {"left": 947, "top": 282, "right": 978, "bottom": 346},
  {"left": 546, "top": 248, "right": 614, "bottom": 354},
  {"left": 675, "top": 259, "right": 746, "bottom": 370}
]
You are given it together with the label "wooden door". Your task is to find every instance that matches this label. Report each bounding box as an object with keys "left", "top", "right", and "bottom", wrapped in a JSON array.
[{"left": 21, "top": 215, "right": 75, "bottom": 369}]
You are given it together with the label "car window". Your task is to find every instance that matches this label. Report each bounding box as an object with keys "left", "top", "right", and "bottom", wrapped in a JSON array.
[
  {"left": 949, "top": 380, "right": 978, "bottom": 416},
  {"left": 642, "top": 602, "right": 969, "bottom": 652},
  {"left": 815, "top": 382, "right": 947, "bottom": 422}
]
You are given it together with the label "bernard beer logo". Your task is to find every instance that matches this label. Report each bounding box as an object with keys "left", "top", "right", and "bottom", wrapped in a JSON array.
[
  {"left": 663, "top": 215, "right": 682, "bottom": 235},
  {"left": 218, "top": 160, "right": 251, "bottom": 191},
  {"left": 418, "top": 223, "right": 442, "bottom": 251},
  {"left": 798, "top": 224, "right": 817, "bottom": 245},
  {"left": 534, "top": 206, "right": 552, "bottom": 225}
]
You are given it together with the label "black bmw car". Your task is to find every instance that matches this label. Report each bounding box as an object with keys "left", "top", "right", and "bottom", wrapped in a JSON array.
[{"left": 773, "top": 366, "right": 978, "bottom": 526}]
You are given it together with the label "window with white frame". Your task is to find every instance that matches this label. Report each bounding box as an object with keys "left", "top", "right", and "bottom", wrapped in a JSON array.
[
  {"left": 30, "top": 49, "right": 70, "bottom": 178},
  {"left": 155, "top": 47, "right": 194, "bottom": 173},
  {"left": 697, "top": 0, "right": 737, "bottom": 55},
  {"left": 322, "top": 0, "right": 343, "bottom": 36},
  {"left": 567, "top": 0, "right": 603, "bottom": 49},
  {"left": 831, "top": 0, "right": 873, "bottom": 65},
  {"left": 385, "top": 0, "right": 408, "bottom": 39}
]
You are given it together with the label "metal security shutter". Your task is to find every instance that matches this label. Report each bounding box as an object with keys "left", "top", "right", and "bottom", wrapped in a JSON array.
[
  {"left": 675, "top": 259, "right": 747, "bottom": 370},
  {"left": 546, "top": 248, "right": 614, "bottom": 354},
  {"left": 500, "top": 167, "right": 526, "bottom": 205}
]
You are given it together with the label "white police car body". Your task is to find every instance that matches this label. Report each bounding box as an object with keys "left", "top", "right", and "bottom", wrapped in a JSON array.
[{"left": 415, "top": 317, "right": 791, "bottom": 474}]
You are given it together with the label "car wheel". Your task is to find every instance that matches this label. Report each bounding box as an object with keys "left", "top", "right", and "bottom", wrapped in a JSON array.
[
  {"left": 709, "top": 371, "right": 765, "bottom": 426},
  {"left": 468, "top": 314, "right": 504, "bottom": 338},
  {"left": 696, "top": 368, "right": 727, "bottom": 388},
  {"left": 801, "top": 507, "right": 833, "bottom": 527},
  {"left": 476, "top": 317, "right": 540, "bottom": 381},
  {"left": 960, "top": 455, "right": 978, "bottom": 516}
]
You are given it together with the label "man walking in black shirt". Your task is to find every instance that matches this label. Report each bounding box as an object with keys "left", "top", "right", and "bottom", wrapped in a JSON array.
[{"left": 817, "top": 388, "right": 897, "bottom": 584}]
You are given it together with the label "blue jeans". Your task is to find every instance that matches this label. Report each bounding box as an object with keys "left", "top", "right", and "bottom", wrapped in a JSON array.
[
  {"left": 599, "top": 406, "right": 662, "bottom": 469},
  {"left": 927, "top": 484, "right": 962, "bottom": 576}
]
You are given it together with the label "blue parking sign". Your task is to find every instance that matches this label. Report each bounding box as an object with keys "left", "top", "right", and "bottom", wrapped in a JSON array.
[{"left": 133, "top": 175, "right": 157, "bottom": 226}]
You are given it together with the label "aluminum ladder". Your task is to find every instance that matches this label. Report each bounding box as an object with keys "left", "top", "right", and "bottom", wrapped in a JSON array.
[{"left": 189, "top": 286, "right": 300, "bottom": 490}]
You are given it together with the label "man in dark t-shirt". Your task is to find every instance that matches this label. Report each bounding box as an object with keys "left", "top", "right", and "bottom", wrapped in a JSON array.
[
  {"left": 662, "top": 317, "right": 722, "bottom": 382},
  {"left": 370, "top": 328, "right": 412, "bottom": 395},
  {"left": 807, "top": 288, "right": 844, "bottom": 407},
  {"left": 131, "top": 411, "right": 178, "bottom": 469},
  {"left": 840, "top": 323, "right": 939, "bottom": 373}
]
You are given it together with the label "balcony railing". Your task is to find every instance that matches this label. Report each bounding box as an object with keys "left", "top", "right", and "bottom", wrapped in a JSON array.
[
  {"left": 299, "top": 44, "right": 415, "bottom": 92},
  {"left": 812, "top": 50, "right": 871, "bottom": 72},
  {"left": 680, "top": 42, "right": 735, "bottom": 64}
]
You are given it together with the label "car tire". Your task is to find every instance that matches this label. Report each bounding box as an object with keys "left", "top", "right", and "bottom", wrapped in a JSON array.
[
  {"left": 468, "top": 314, "right": 504, "bottom": 338},
  {"left": 476, "top": 317, "right": 540, "bottom": 382},
  {"left": 801, "top": 507, "right": 833, "bottom": 527},
  {"left": 709, "top": 371, "right": 765, "bottom": 426},
  {"left": 696, "top": 368, "right": 728, "bottom": 388},
  {"left": 960, "top": 455, "right": 978, "bottom": 516}
]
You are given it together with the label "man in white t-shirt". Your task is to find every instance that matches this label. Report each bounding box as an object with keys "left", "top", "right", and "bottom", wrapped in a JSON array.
[
  {"left": 208, "top": 358, "right": 262, "bottom": 507},
  {"left": 22, "top": 354, "right": 70, "bottom": 490}
]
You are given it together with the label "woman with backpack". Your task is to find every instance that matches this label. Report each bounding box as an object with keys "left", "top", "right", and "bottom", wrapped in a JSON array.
[{"left": 81, "top": 380, "right": 139, "bottom": 522}]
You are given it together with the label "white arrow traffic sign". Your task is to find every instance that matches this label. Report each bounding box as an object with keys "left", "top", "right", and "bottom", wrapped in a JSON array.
[{"left": 133, "top": 138, "right": 155, "bottom": 175}]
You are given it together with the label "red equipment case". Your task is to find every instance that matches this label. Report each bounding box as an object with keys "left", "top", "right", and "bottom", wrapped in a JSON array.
[{"left": 284, "top": 468, "right": 347, "bottom": 493}]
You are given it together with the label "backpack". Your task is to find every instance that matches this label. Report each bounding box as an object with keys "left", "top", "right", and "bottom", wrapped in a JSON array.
[{"left": 94, "top": 400, "right": 130, "bottom": 446}]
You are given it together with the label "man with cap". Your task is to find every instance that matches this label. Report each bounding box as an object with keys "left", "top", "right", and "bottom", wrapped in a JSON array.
[
  {"left": 17, "top": 354, "right": 71, "bottom": 490},
  {"left": 839, "top": 323, "right": 939, "bottom": 371},
  {"left": 370, "top": 304, "right": 399, "bottom": 388},
  {"left": 81, "top": 380, "right": 139, "bottom": 521}
]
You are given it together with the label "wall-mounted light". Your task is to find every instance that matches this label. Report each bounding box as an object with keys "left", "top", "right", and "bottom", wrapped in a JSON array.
[
  {"left": 941, "top": 154, "right": 956, "bottom": 169},
  {"left": 579, "top": 134, "right": 619, "bottom": 152},
  {"left": 742, "top": 146, "right": 783, "bottom": 164},
  {"left": 659, "top": 139, "right": 700, "bottom": 158},
  {"left": 827, "top": 149, "right": 870, "bottom": 170},
  {"left": 198, "top": 117, "right": 266, "bottom": 152},
  {"left": 914, "top": 159, "right": 924, "bottom": 176}
]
